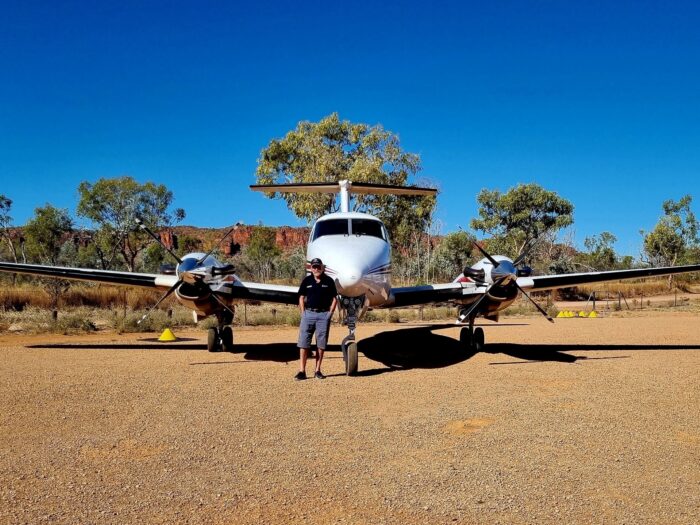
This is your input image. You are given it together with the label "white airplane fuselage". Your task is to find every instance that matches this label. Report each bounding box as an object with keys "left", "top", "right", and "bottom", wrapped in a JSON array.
[{"left": 306, "top": 211, "right": 392, "bottom": 307}]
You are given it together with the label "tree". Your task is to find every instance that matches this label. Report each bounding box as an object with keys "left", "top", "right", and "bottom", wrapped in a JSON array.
[
  {"left": 430, "top": 230, "right": 477, "bottom": 281},
  {"left": 23, "top": 204, "right": 74, "bottom": 265},
  {"left": 470, "top": 183, "right": 574, "bottom": 259},
  {"left": 642, "top": 195, "right": 699, "bottom": 287},
  {"left": 0, "top": 194, "right": 19, "bottom": 263},
  {"left": 255, "top": 113, "right": 436, "bottom": 248},
  {"left": 245, "top": 226, "right": 281, "bottom": 282},
  {"left": 579, "top": 232, "right": 619, "bottom": 271},
  {"left": 77, "top": 176, "right": 185, "bottom": 271},
  {"left": 23, "top": 204, "right": 74, "bottom": 310}
]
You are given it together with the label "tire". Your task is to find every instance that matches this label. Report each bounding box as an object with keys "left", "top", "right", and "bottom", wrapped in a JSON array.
[
  {"left": 473, "top": 327, "right": 485, "bottom": 353},
  {"left": 459, "top": 327, "right": 472, "bottom": 350},
  {"left": 345, "top": 342, "right": 358, "bottom": 376},
  {"left": 221, "top": 326, "right": 234, "bottom": 352},
  {"left": 207, "top": 327, "right": 219, "bottom": 352}
]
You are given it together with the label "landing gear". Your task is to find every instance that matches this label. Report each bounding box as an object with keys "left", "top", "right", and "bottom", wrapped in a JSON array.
[
  {"left": 458, "top": 314, "right": 485, "bottom": 353},
  {"left": 207, "top": 309, "right": 235, "bottom": 353},
  {"left": 344, "top": 341, "right": 358, "bottom": 376},
  {"left": 221, "top": 325, "right": 234, "bottom": 352},
  {"left": 207, "top": 327, "right": 219, "bottom": 352},
  {"left": 340, "top": 295, "right": 366, "bottom": 376}
]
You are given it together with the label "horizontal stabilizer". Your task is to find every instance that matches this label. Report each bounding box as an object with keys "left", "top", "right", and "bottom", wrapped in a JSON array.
[{"left": 250, "top": 180, "right": 437, "bottom": 196}]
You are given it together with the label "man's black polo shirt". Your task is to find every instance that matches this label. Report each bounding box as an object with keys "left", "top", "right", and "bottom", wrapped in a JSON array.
[{"left": 298, "top": 273, "right": 337, "bottom": 311}]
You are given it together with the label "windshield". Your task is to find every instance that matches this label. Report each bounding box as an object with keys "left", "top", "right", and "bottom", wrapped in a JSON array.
[
  {"left": 312, "top": 219, "right": 349, "bottom": 240},
  {"left": 351, "top": 219, "right": 385, "bottom": 240}
]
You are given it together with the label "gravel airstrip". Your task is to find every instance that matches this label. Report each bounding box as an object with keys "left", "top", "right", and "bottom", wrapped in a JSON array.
[{"left": 1, "top": 311, "right": 699, "bottom": 524}]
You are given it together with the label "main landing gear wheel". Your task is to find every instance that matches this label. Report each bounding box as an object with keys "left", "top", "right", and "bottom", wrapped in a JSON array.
[
  {"left": 343, "top": 341, "right": 359, "bottom": 376},
  {"left": 473, "top": 327, "right": 485, "bottom": 353},
  {"left": 221, "top": 325, "right": 234, "bottom": 352},
  {"left": 207, "top": 327, "right": 220, "bottom": 352},
  {"left": 460, "top": 325, "right": 485, "bottom": 353},
  {"left": 459, "top": 327, "right": 472, "bottom": 348}
]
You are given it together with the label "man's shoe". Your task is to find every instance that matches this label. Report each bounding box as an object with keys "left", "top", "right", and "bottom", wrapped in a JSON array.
[
  {"left": 294, "top": 371, "right": 306, "bottom": 381},
  {"left": 314, "top": 371, "right": 326, "bottom": 380}
]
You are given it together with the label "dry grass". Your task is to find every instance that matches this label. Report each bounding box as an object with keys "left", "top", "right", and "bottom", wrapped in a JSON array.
[
  {"left": 2, "top": 280, "right": 698, "bottom": 334},
  {"left": 0, "top": 284, "right": 161, "bottom": 311}
]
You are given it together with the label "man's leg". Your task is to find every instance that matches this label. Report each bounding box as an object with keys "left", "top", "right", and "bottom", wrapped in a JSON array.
[
  {"left": 300, "top": 348, "right": 309, "bottom": 372},
  {"left": 296, "top": 312, "right": 315, "bottom": 380},
  {"left": 314, "top": 313, "right": 330, "bottom": 377},
  {"left": 314, "top": 347, "right": 324, "bottom": 373}
]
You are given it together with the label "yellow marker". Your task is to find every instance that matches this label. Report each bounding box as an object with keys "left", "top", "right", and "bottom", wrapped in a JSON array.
[
  {"left": 578, "top": 311, "right": 587, "bottom": 318},
  {"left": 158, "top": 328, "right": 178, "bottom": 342},
  {"left": 556, "top": 311, "right": 566, "bottom": 318},
  {"left": 588, "top": 311, "right": 598, "bottom": 318}
]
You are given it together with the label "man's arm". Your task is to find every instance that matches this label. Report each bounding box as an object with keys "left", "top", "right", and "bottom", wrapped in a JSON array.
[{"left": 298, "top": 294, "right": 305, "bottom": 313}]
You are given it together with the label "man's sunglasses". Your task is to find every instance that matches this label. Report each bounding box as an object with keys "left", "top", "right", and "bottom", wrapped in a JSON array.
[{"left": 311, "top": 264, "right": 322, "bottom": 269}]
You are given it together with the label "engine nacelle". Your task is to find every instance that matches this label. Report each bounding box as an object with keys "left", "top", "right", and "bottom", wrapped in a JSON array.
[{"left": 463, "top": 267, "right": 486, "bottom": 282}]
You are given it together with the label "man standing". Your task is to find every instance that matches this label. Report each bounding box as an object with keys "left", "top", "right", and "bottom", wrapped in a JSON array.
[{"left": 295, "top": 258, "right": 338, "bottom": 380}]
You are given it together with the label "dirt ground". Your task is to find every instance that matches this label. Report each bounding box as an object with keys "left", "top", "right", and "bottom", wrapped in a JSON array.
[{"left": 1, "top": 311, "right": 699, "bottom": 524}]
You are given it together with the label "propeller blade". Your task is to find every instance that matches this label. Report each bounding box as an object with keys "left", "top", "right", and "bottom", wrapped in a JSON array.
[
  {"left": 515, "top": 283, "right": 554, "bottom": 323},
  {"left": 196, "top": 222, "right": 242, "bottom": 265},
  {"left": 135, "top": 217, "right": 183, "bottom": 265},
  {"left": 457, "top": 293, "right": 489, "bottom": 323},
  {"left": 472, "top": 242, "right": 500, "bottom": 268},
  {"left": 210, "top": 292, "right": 235, "bottom": 316},
  {"left": 137, "top": 280, "right": 182, "bottom": 325},
  {"left": 457, "top": 275, "right": 508, "bottom": 323}
]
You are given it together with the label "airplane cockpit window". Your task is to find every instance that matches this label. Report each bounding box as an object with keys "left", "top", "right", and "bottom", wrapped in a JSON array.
[
  {"left": 312, "top": 219, "right": 349, "bottom": 240},
  {"left": 351, "top": 219, "right": 385, "bottom": 240}
]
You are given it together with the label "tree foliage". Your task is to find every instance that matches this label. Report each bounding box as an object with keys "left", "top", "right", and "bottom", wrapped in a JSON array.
[
  {"left": 245, "top": 226, "right": 281, "bottom": 282},
  {"left": 577, "top": 231, "right": 619, "bottom": 271},
  {"left": 0, "top": 194, "right": 19, "bottom": 263},
  {"left": 431, "top": 230, "right": 477, "bottom": 277},
  {"left": 77, "top": 176, "right": 185, "bottom": 271},
  {"left": 255, "top": 113, "right": 436, "bottom": 247},
  {"left": 470, "top": 183, "right": 574, "bottom": 259},
  {"left": 643, "top": 195, "right": 699, "bottom": 267},
  {"left": 23, "top": 204, "right": 74, "bottom": 265},
  {"left": 23, "top": 204, "right": 74, "bottom": 308}
]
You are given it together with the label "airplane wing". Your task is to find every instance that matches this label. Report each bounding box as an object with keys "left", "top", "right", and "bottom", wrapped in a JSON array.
[
  {"left": 230, "top": 281, "right": 299, "bottom": 305},
  {"left": 386, "top": 263, "right": 700, "bottom": 308},
  {"left": 0, "top": 261, "right": 300, "bottom": 305},
  {"left": 518, "top": 263, "right": 700, "bottom": 292},
  {"left": 0, "top": 261, "right": 179, "bottom": 289},
  {"left": 387, "top": 282, "right": 483, "bottom": 308}
]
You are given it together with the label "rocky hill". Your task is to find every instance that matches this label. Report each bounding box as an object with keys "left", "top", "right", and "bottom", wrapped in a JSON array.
[{"left": 161, "top": 225, "right": 310, "bottom": 255}]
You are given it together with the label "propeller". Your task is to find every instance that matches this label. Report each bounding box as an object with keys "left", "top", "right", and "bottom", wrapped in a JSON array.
[
  {"left": 134, "top": 220, "right": 241, "bottom": 325},
  {"left": 457, "top": 275, "right": 508, "bottom": 323},
  {"left": 466, "top": 240, "right": 553, "bottom": 323}
]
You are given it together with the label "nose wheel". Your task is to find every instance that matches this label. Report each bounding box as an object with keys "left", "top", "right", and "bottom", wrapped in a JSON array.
[
  {"left": 340, "top": 295, "right": 365, "bottom": 376},
  {"left": 342, "top": 336, "right": 358, "bottom": 376}
]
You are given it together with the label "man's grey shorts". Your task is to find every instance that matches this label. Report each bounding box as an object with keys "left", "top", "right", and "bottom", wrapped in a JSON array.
[{"left": 297, "top": 310, "right": 332, "bottom": 349}]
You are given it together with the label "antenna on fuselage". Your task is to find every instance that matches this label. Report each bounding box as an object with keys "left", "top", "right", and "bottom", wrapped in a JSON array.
[{"left": 250, "top": 180, "right": 437, "bottom": 213}]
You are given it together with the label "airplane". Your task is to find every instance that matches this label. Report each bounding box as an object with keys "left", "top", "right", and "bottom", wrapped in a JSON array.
[{"left": 1, "top": 179, "right": 699, "bottom": 376}]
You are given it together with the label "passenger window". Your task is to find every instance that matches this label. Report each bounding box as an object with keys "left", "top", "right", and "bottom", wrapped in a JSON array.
[
  {"left": 351, "top": 219, "right": 385, "bottom": 240},
  {"left": 312, "top": 219, "right": 349, "bottom": 240}
]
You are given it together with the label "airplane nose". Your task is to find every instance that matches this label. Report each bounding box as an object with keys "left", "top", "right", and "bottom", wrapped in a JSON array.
[{"left": 337, "top": 267, "right": 363, "bottom": 292}]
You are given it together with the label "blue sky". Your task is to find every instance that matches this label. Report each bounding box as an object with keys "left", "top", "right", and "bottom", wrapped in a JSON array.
[{"left": 1, "top": 1, "right": 699, "bottom": 256}]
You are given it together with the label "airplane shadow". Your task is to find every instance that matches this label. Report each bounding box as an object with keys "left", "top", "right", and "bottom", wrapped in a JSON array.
[
  {"left": 26, "top": 332, "right": 700, "bottom": 371},
  {"left": 485, "top": 342, "right": 700, "bottom": 365},
  {"left": 356, "top": 326, "right": 474, "bottom": 373}
]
